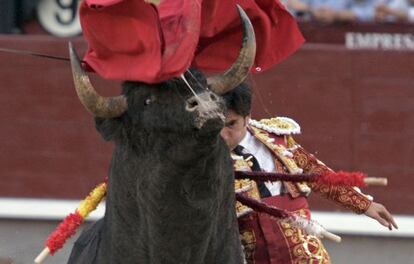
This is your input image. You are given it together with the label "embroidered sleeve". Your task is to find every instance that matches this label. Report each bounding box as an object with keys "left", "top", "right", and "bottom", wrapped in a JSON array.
[{"left": 291, "top": 145, "right": 372, "bottom": 214}]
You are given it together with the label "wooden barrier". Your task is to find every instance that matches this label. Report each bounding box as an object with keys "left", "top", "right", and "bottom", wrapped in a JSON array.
[
  {"left": 0, "top": 35, "right": 413, "bottom": 214},
  {"left": 299, "top": 21, "right": 414, "bottom": 45}
]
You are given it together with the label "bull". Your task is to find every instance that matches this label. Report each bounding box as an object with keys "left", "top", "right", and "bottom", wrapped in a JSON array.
[{"left": 66, "top": 6, "right": 256, "bottom": 264}]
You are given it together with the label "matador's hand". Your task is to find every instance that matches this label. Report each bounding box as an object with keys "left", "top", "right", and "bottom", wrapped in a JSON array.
[{"left": 364, "top": 202, "right": 398, "bottom": 230}]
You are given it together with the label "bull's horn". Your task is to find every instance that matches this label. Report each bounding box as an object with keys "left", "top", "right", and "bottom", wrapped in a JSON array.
[
  {"left": 207, "top": 5, "right": 256, "bottom": 95},
  {"left": 69, "top": 42, "right": 127, "bottom": 118}
]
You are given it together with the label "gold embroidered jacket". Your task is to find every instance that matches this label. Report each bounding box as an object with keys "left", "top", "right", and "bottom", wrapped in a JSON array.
[{"left": 234, "top": 117, "right": 372, "bottom": 216}]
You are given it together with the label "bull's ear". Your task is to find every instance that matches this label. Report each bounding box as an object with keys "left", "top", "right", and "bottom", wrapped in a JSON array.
[{"left": 95, "top": 117, "right": 124, "bottom": 141}]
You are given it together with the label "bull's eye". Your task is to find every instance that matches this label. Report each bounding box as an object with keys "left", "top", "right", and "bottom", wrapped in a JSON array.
[{"left": 144, "top": 98, "right": 153, "bottom": 105}]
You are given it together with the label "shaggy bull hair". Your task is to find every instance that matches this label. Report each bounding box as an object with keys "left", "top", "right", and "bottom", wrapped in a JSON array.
[{"left": 68, "top": 69, "right": 243, "bottom": 264}]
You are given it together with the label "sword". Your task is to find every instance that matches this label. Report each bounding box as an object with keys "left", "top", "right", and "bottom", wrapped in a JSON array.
[{"left": 0, "top": 47, "right": 78, "bottom": 62}]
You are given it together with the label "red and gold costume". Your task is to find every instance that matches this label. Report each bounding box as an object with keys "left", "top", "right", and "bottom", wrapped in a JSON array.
[{"left": 234, "top": 117, "right": 372, "bottom": 264}]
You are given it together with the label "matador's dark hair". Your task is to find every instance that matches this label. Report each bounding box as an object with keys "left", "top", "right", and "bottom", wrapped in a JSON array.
[{"left": 222, "top": 82, "right": 252, "bottom": 117}]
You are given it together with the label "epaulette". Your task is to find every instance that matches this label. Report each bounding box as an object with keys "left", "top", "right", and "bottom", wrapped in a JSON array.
[{"left": 249, "top": 117, "right": 301, "bottom": 135}]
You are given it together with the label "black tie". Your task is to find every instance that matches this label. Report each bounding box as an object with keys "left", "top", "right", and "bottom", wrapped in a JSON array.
[{"left": 233, "top": 145, "right": 271, "bottom": 198}]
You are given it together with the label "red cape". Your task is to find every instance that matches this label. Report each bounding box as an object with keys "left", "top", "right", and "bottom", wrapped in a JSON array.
[{"left": 82, "top": 0, "right": 304, "bottom": 82}]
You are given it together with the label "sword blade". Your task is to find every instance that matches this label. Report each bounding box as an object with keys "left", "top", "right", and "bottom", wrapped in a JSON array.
[{"left": 0, "top": 47, "right": 70, "bottom": 62}]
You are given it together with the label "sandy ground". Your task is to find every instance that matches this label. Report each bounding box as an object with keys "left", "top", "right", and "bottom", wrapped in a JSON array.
[{"left": 0, "top": 219, "right": 413, "bottom": 264}]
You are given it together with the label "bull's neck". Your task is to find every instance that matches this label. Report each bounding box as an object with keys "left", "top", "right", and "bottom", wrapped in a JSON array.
[
  {"left": 133, "top": 130, "right": 223, "bottom": 160},
  {"left": 99, "top": 132, "right": 233, "bottom": 262}
]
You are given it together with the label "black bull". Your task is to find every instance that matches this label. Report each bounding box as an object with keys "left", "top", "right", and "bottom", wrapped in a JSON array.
[{"left": 67, "top": 6, "right": 255, "bottom": 264}]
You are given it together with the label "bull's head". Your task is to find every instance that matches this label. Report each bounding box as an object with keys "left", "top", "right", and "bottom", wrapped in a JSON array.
[
  {"left": 69, "top": 6, "right": 255, "bottom": 132},
  {"left": 65, "top": 7, "right": 255, "bottom": 263}
]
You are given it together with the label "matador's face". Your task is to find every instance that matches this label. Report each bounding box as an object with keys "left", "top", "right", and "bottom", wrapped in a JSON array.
[{"left": 220, "top": 110, "right": 250, "bottom": 150}]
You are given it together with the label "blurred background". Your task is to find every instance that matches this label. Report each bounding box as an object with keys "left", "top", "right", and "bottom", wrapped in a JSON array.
[{"left": 0, "top": 0, "right": 413, "bottom": 263}]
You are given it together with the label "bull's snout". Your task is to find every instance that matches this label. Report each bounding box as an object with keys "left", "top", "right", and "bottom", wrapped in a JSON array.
[
  {"left": 185, "top": 91, "right": 225, "bottom": 129},
  {"left": 185, "top": 92, "right": 219, "bottom": 111}
]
